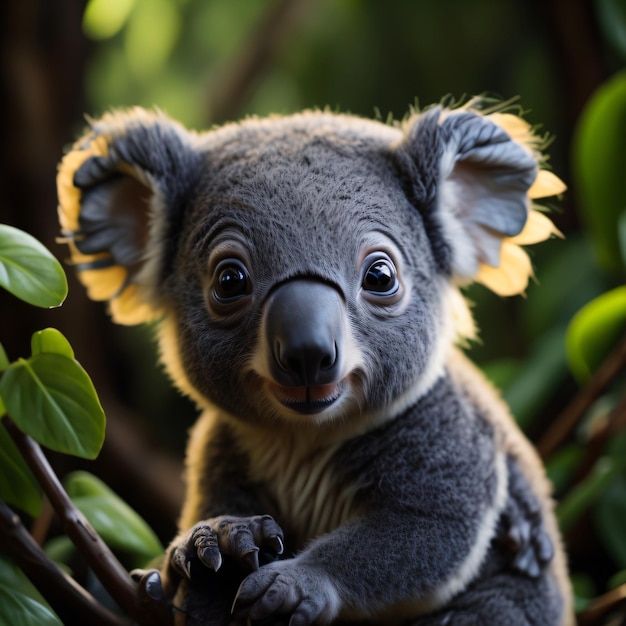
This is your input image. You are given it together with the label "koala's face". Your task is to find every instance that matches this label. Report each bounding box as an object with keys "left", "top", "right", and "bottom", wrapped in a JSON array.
[
  {"left": 58, "top": 105, "right": 557, "bottom": 429},
  {"left": 163, "top": 116, "right": 445, "bottom": 427}
]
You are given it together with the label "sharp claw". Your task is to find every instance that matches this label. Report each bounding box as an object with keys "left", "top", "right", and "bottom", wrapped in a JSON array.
[
  {"left": 271, "top": 535, "right": 284, "bottom": 555},
  {"left": 142, "top": 570, "right": 165, "bottom": 602},
  {"left": 199, "top": 547, "right": 223, "bottom": 572},
  {"left": 183, "top": 559, "right": 193, "bottom": 580},
  {"left": 243, "top": 547, "right": 260, "bottom": 572}
]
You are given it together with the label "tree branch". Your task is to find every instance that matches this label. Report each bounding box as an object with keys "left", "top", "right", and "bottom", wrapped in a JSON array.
[
  {"left": 0, "top": 499, "right": 127, "bottom": 626},
  {"left": 537, "top": 332, "right": 626, "bottom": 459},
  {"left": 4, "top": 419, "right": 172, "bottom": 625}
]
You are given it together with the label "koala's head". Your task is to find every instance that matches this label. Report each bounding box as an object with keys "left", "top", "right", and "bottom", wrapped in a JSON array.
[{"left": 57, "top": 104, "right": 563, "bottom": 429}]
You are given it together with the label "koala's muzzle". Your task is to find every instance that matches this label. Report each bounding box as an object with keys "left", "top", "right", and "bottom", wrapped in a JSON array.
[{"left": 264, "top": 279, "right": 345, "bottom": 414}]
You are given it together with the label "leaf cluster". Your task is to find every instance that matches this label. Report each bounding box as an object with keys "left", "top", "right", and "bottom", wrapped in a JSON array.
[{"left": 0, "top": 224, "right": 165, "bottom": 625}]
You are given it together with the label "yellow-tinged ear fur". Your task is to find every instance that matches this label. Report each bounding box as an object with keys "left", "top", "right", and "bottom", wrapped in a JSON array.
[
  {"left": 401, "top": 102, "right": 565, "bottom": 299},
  {"left": 56, "top": 108, "right": 200, "bottom": 325},
  {"left": 473, "top": 110, "right": 565, "bottom": 296}
]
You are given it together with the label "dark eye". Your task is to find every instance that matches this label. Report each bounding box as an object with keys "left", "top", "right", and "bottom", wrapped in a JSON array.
[
  {"left": 214, "top": 259, "right": 251, "bottom": 301},
  {"left": 362, "top": 255, "right": 399, "bottom": 296}
]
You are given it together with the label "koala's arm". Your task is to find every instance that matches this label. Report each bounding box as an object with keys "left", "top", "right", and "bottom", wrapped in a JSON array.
[
  {"left": 233, "top": 380, "right": 506, "bottom": 624},
  {"left": 162, "top": 416, "right": 284, "bottom": 594}
]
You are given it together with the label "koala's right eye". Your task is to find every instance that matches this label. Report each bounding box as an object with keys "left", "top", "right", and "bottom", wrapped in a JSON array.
[{"left": 213, "top": 259, "right": 251, "bottom": 302}]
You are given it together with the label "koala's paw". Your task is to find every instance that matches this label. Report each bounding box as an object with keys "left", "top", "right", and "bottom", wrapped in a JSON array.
[
  {"left": 231, "top": 560, "right": 340, "bottom": 626},
  {"left": 170, "top": 514, "right": 284, "bottom": 579},
  {"left": 501, "top": 509, "right": 554, "bottom": 579}
]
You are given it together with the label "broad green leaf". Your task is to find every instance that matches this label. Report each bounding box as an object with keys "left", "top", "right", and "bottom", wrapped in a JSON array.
[
  {"left": 0, "top": 558, "right": 62, "bottom": 626},
  {"left": 595, "top": 0, "right": 626, "bottom": 62},
  {"left": 0, "top": 424, "right": 41, "bottom": 517},
  {"left": 0, "top": 225, "right": 67, "bottom": 308},
  {"left": 566, "top": 286, "right": 626, "bottom": 382},
  {"left": 30, "top": 329, "right": 74, "bottom": 360},
  {"left": 0, "top": 354, "right": 105, "bottom": 459},
  {"left": 595, "top": 476, "right": 626, "bottom": 568},
  {"left": 65, "top": 471, "right": 163, "bottom": 567},
  {"left": 0, "top": 396, "right": 5, "bottom": 418},
  {"left": 557, "top": 457, "right": 617, "bottom": 533},
  {"left": 572, "top": 72, "right": 626, "bottom": 274},
  {"left": 0, "top": 342, "right": 9, "bottom": 370}
]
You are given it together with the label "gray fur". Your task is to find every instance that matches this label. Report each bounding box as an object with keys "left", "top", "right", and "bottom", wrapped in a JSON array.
[{"left": 60, "top": 106, "right": 573, "bottom": 625}]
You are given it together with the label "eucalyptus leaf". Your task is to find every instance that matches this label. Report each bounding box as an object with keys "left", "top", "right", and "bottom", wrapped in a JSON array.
[
  {"left": 0, "top": 558, "right": 62, "bottom": 626},
  {"left": 565, "top": 286, "right": 626, "bottom": 382},
  {"left": 30, "top": 329, "right": 75, "bottom": 359},
  {"left": 0, "top": 424, "right": 41, "bottom": 517},
  {"left": 0, "top": 225, "right": 67, "bottom": 308},
  {"left": 572, "top": 72, "right": 626, "bottom": 274},
  {"left": 0, "top": 354, "right": 105, "bottom": 459},
  {"left": 64, "top": 471, "right": 163, "bottom": 567}
]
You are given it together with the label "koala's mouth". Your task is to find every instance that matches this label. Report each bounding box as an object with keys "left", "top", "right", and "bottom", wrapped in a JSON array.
[{"left": 267, "top": 380, "right": 344, "bottom": 415}]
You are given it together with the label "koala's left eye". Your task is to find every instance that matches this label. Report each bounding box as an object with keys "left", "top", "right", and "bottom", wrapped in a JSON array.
[
  {"left": 213, "top": 259, "right": 251, "bottom": 302},
  {"left": 361, "top": 254, "right": 400, "bottom": 297}
]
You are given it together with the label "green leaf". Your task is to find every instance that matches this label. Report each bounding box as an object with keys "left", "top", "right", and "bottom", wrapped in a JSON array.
[
  {"left": 30, "top": 329, "right": 74, "bottom": 360},
  {"left": 0, "top": 225, "right": 68, "bottom": 308},
  {"left": 0, "top": 354, "right": 105, "bottom": 459},
  {"left": 566, "top": 286, "right": 626, "bottom": 382},
  {"left": 595, "top": 476, "right": 626, "bottom": 568},
  {"left": 0, "top": 342, "right": 9, "bottom": 371},
  {"left": 0, "top": 424, "right": 42, "bottom": 517},
  {"left": 0, "top": 557, "right": 62, "bottom": 626},
  {"left": 65, "top": 471, "right": 163, "bottom": 567},
  {"left": 572, "top": 72, "right": 626, "bottom": 274}
]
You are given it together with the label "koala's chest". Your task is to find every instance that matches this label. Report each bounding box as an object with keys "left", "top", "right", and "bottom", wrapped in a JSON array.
[{"left": 242, "top": 434, "right": 363, "bottom": 548}]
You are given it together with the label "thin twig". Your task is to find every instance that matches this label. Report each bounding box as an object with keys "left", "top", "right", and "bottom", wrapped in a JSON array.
[
  {"left": 4, "top": 418, "right": 172, "bottom": 625},
  {"left": 0, "top": 499, "right": 127, "bottom": 626},
  {"left": 537, "top": 333, "right": 626, "bottom": 459},
  {"left": 576, "top": 582, "right": 626, "bottom": 626}
]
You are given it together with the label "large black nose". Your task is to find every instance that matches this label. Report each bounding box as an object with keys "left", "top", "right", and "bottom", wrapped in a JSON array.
[{"left": 265, "top": 280, "right": 344, "bottom": 387}]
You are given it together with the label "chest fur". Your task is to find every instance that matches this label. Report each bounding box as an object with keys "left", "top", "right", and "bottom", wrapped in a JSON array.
[{"left": 240, "top": 429, "right": 363, "bottom": 548}]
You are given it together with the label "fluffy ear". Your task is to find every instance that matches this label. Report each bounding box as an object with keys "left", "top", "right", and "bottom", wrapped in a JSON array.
[
  {"left": 57, "top": 108, "right": 202, "bottom": 324},
  {"left": 400, "top": 104, "right": 565, "bottom": 296}
]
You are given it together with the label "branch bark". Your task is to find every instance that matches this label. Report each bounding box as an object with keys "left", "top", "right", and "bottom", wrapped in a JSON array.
[
  {"left": 537, "top": 333, "right": 626, "bottom": 459},
  {"left": 4, "top": 419, "right": 172, "bottom": 625},
  {"left": 0, "top": 499, "right": 127, "bottom": 626}
]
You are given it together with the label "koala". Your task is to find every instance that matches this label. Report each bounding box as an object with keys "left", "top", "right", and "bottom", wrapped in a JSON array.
[{"left": 56, "top": 101, "right": 574, "bottom": 626}]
